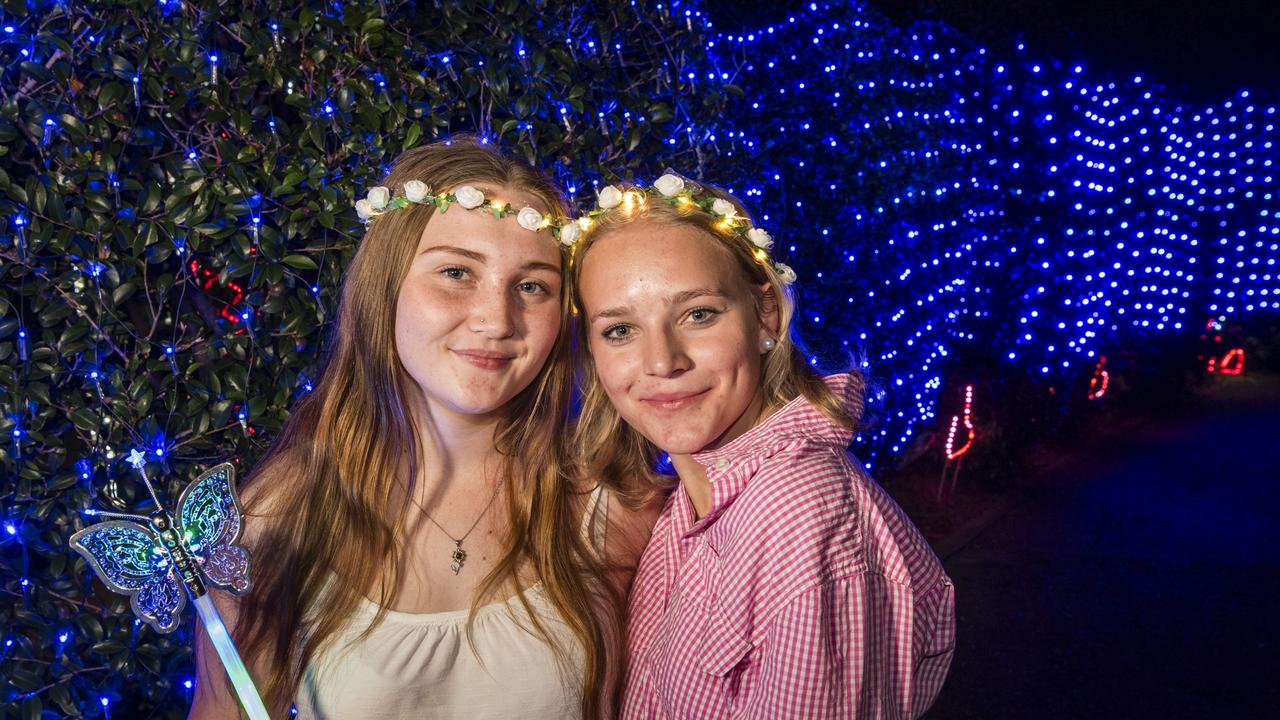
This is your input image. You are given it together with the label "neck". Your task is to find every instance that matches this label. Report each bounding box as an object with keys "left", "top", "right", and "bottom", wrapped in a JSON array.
[
  {"left": 409, "top": 400, "right": 507, "bottom": 498},
  {"left": 670, "top": 454, "right": 712, "bottom": 519},
  {"left": 668, "top": 389, "right": 775, "bottom": 520}
]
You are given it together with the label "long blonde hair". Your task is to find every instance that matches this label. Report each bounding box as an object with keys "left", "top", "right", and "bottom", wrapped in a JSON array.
[
  {"left": 234, "top": 137, "right": 620, "bottom": 717},
  {"left": 569, "top": 181, "right": 858, "bottom": 494}
]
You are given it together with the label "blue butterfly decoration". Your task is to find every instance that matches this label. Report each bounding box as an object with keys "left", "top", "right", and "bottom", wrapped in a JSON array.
[{"left": 70, "top": 462, "right": 251, "bottom": 634}]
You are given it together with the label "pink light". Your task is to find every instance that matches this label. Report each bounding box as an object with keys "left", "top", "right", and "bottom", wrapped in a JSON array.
[
  {"left": 944, "top": 384, "right": 976, "bottom": 460},
  {"left": 1206, "top": 347, "right": 1245, "bottom": 375},
  {"left": 1219, "top": 347, "right": 1245, "bottom": 376},
  {"left": 1088, "top": 355, "right": 1109, "bottom": 400}
]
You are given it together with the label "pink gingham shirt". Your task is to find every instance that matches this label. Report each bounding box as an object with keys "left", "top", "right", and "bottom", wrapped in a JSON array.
[{"left": 621, "top": 374, "right": 955, "bottom": 719}]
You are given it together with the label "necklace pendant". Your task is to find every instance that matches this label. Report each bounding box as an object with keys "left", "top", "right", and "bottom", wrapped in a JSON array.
[{"left": 450, "top": 541, "right": 466, "bottom": 575}]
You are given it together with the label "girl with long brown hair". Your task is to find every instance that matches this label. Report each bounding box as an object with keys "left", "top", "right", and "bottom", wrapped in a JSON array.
[
  {"left": 569, "top": 176, "right": 955, "bottom": 718},
  {"left": 189, "top": 137, "right": 651, "bottom": 719}
]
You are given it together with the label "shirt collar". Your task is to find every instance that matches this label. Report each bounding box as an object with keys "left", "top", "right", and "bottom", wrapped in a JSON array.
[{"left": 677, "top": 373, "right": 863, "bottom": 531}]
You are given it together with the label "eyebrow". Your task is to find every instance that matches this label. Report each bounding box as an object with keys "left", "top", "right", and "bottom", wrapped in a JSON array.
[
  {"left": 418, "top": 245, "right": 560, "bottom": 275},
  {"left": 419, "top": 245, "right": 485, "bottom": 261},
  {"left": 589, "top": 287, "right": 729, "bottom": 323}
]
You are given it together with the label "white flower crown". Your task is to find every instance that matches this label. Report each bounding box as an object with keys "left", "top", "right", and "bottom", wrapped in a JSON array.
[
  {"left": 354, "top": 181, "right": 562, "bottom": 238},
  {"left": 566, "top": 173, "right": 797, "bottom": 285},
  {"left": 354, "top": 174, "right": 797, "bottom": 285}
]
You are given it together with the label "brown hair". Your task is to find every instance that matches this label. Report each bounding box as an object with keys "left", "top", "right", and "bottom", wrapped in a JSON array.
[
  {"left": 232, "top": 137, "right": 620, "bottom": 717},
  {"left": 569, "top": 181, "right": 858, "bottom": 495}
]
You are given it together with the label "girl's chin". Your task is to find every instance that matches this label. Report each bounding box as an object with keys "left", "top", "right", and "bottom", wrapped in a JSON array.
[{"left": 636, "top": 427, "right": 718, "bottom": 458}]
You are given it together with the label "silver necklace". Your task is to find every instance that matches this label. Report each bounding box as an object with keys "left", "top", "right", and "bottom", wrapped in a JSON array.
[{"left": 409, "top": 478, "right": 503, "bottom": 575}]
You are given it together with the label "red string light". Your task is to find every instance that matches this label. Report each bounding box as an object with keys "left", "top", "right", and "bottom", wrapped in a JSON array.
[
  {"left": 1209, "top": 347, "right": 1245, "bottom": 376},
  {"left": 1087, "top": 355, "right": 1110, "bottom": 400},
  {"left": 188, "top": 258, "right": 245, "bottom": 324},
  {"left": 944, "top": 384, "right": 976, "bottom": 460}
]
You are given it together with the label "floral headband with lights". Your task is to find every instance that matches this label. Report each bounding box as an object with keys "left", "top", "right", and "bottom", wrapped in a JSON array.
[
  {"left": 354, "top": 181, "right": 563, "bottom": 239},
  {"left": 564, "top": 173, "right": 797, "bottom": 285}
]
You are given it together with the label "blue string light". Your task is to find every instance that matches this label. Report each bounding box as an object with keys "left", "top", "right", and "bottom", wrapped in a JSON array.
[{"left": 702, "top": 1, "right": 1278, "bottom": 464}]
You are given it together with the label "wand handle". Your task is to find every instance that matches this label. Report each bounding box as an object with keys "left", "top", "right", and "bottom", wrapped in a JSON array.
[{"left": 192, "top": 594, "right": 271, "bottom": 720}]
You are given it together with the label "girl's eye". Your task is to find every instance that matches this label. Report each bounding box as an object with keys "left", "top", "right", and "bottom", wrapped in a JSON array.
[
  {"left": 601, "top": 324, "right": 632, "bottom": 341},
  {"left": 517, "top": 280, "right": 548, "bottom": 295},
  {"left": 687, "top": 307, "right": 719, "bottom": 324},
  {"left": 441, "top": 266, "right": 468, "bottom": 280}
]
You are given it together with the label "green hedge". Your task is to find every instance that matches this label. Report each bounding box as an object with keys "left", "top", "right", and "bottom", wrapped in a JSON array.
[{"left": 0, "top": 0, "right": 731, "bottom": 715}]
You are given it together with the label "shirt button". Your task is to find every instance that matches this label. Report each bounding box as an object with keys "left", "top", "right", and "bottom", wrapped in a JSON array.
[{"left": 715, "top": 458, "right": 729, "bottom": 470}]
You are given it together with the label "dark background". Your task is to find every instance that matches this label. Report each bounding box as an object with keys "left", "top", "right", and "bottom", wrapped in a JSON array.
[{"left": 706, "top": 0, "right": 1280, "bottom": 99}]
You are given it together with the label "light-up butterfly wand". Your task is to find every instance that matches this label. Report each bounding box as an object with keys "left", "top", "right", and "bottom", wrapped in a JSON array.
[{"left": 69, "top": 449, "right": 270, "bottom": 719}]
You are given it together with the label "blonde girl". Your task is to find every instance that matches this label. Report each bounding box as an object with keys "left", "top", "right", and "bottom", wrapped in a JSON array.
[{"left": 570, "top": 176, "right": 956, "bottom": 719}]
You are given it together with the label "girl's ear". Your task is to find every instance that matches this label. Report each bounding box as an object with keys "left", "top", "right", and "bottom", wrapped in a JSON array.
[{"left": 757, "top": 282, "right": 781, "bottom": 336}]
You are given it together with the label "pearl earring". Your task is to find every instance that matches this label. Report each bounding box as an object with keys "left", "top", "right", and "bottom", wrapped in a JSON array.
[{"left": 759, "top": 336, "right": 777, "bottom": 353}]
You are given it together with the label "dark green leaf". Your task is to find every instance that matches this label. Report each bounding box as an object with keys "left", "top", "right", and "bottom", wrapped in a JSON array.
[
  {"left": 84, "top": 193, "right": 112, "bottom": 214},
  {"left": 112, "top": 281, "right": 136, "bottom": 305},
  {"left": 70, "top": 408, "right": 99, "bottom": 431},
  {"left": 282, "top": 254, "right": 318, "bottom": 270},
  {"left": 404, "top": 123, "right": 422, "bottom": 148},
  {"left": 20, "top": 60, "right": 53, "bottom": 83},
  {"left": 90, "top": 639, "right": 125, "bottom": 655},
  {"left": 21, "top": 696, "right": 41, "bottom": 720}
]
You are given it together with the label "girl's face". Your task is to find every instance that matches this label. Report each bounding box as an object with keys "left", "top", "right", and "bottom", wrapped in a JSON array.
[
  {"left": 394, "top": 186, "right": 563, "bottom": 427},
  {"left": 578, "top": 220, "right": 777, "bottom": 457}
]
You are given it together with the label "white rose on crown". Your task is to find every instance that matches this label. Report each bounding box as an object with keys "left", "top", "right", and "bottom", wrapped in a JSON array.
[
  {"left": 597, "top": 185, "right": 623, "bottom": 209},
  {"left": 558, "top": 221, "right": 581, "bottom": 246},
  {"left": 355, "top": 199, "right": 375, "bottom": 221},
  {"left": 747, "top": 227, "right": 774, "bottom": 250},
  {"left": 454, "top": 185, "right": 485, "bottom": 209},
  {"left": 403, "top": 180, "right": 429, "bottom": 203},
  {"left": 517, "top": 207, "right": 546, "bottom": 231},
  {"left": 653, "top": 174, "right": 685, "bottom": 197},
  {"left": 774, "top": 262, "right": 797, "bottom": 285},
  {"left": 367, "top": 186, "right": 390, "bottom": 210},
  {"left": 711, "top": 198, "right": 736, "bottom": 218}
]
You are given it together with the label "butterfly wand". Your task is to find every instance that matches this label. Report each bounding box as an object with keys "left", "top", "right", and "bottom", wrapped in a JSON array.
[{"left": 70, "top": 450, "right": 270, "bottom": 719}]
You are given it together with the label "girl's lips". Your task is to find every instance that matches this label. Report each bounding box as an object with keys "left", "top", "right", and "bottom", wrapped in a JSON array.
[
  {"left": 640, "top": 388, "right": 709, "bottom": 411},
  {"left": 452, "top": 349, "right": 515, "bottom": 371}
]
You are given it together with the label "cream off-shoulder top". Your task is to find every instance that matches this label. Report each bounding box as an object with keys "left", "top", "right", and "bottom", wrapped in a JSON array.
[{"left": 293, "top": 485, "right": 608, "bottom": 719}]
